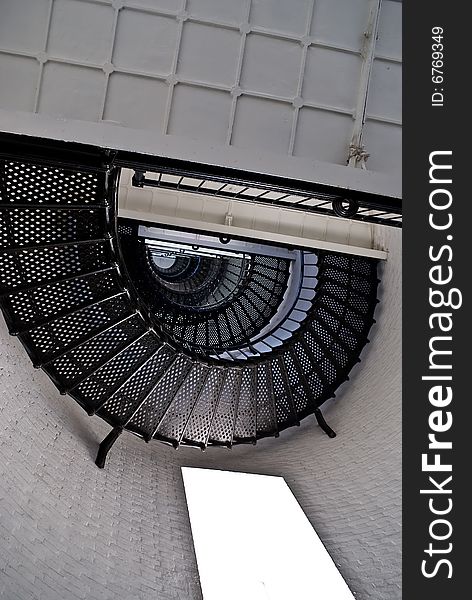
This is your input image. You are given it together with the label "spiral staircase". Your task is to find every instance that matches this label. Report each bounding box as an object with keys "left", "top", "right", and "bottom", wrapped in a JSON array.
[{"left": 0, "top": 145, "right": 379, "bottom": 466}]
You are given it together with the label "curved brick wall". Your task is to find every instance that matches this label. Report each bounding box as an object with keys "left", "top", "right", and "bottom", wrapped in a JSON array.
[{"left": 0, "top": 228, "right": 401, "bottom": 600}]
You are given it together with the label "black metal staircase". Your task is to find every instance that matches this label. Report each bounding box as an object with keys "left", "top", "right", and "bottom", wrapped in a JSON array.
[{"left": 0, "top": 140, "right": 380, "bottom": 466}]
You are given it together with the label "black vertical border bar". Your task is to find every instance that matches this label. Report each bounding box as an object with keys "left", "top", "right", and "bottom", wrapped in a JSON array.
[{"left": 404, "top": 2, "right": 469, "bottom": 597}]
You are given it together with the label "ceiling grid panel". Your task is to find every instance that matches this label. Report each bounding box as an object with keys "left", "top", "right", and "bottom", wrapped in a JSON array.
[
  {"left": 363, "top": 0, "right": 402, "bottom": 176},
  {"left": 0, "top": 0, "right": 401, "bottom": 197}
]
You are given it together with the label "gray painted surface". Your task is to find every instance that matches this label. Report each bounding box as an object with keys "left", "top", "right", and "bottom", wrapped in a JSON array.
[
  {"left": 0, "top": 0, "right": 402, "bottom": 197},
  {"left": 0, "top": 228, "right": 401, "bottom": 599}
]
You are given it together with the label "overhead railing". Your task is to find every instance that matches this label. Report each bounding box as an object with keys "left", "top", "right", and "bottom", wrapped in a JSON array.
[
  {"left": 0, "top": 133, "right": 401, "bottom": 229},
  {"left": 131, "top": 166, "right": 402, "bottom": 227}
]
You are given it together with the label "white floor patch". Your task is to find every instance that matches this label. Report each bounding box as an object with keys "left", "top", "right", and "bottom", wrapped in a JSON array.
[{"left": 182, "top": 467, "right": 355, "bottom": 599}]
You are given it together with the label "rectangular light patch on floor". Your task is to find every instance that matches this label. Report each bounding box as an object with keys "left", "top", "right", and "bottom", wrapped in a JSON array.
[{"left": 182, "top": 467, "right": 355, "bottom": 600}]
